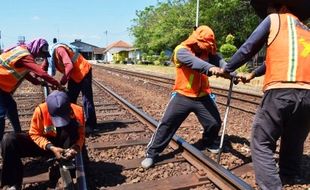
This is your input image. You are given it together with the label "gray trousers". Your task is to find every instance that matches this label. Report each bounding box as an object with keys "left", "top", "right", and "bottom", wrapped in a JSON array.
[
  {"left": 146, "top": 92, "right": 221, "bottom": 158},
  {"left": 251, "top": 88, "right": 310, "bottom": 190}
]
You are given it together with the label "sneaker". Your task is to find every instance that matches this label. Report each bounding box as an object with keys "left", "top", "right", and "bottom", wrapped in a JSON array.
[
  {"left": 141, "top": 157, "right": 154, "bottom": 169},
  {"left": 205, "top": 143, "right": 220, "bottom": 154}
]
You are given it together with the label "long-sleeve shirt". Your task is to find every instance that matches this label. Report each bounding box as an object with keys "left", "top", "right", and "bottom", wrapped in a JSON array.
[
  {"left": 224, "top": 16, "right": 271, "bottom": 75},
  {"left": 177, "top": 48, "right": 227, "bottom": 75},
  {"left": 16, "top": 55, "right": 59, "bottom": 86},
  {"left": 55, "top": 47, "right": 74, "bottom": 80},
  {"left": 41, "top": 47, "right": 73, "bottom": 84}
]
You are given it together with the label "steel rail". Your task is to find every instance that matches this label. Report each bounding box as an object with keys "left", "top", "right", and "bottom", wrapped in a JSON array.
[
  {"left": 96, "top": 65, "right": 259, "bottom": 115},
  {"left": 96, "top": 64, "right": 262, "bottom": 98},
  {"left": 93, "top": 79, "right": 254, "bottom": 190}
]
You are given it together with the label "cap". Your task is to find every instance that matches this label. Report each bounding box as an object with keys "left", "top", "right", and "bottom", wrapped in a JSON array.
[{"left": 46, "top": 90, "right": 71, "bottom": 127}]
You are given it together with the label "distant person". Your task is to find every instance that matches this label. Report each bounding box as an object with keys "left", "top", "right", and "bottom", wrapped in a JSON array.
[
  {"left": 42, "top": 42, "right": 97, "bottom": 133},
  {"left": 1, "top": 90, "right": 85, "bottom": 189},
  {"left": 53, "top": 38, "right": 58, "bottom": 44},
  {"left": 218, "top": 2, "right": 310, "bottom": 189},
  {"left": 141, "top": 25, "right": 231, "bottom": 169},
  {"left": 0, "top": 38, "right": 60, "bottom": 141}
]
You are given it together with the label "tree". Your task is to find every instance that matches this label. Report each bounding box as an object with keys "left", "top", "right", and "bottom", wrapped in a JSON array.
[
  {"left": 129, "top": 0, "right": 260, "bottom": 54},
  {"left": 219, "top": 34, "right": 237, "bottom": 61}
]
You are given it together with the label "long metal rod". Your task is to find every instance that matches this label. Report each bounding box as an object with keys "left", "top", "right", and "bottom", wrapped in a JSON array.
[{"left": 217, "top": 79, "right": 233, "bottom": 163}]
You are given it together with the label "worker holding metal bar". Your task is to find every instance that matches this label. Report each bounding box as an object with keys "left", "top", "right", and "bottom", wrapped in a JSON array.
[
  {"left": 1, "top": 90, "right": 85, "bottom": 190},
  {"left": 141, "top": 25, "right": 233, "bottom": 169},
  {"left": 218, "top": 1, "right": 310, "bottom": 189},
  {"left": 0, "top": 38, "right": 61, "bottom": 141},
  {"left": 42, "top": 42, "right": 97, "bottom": 133}
]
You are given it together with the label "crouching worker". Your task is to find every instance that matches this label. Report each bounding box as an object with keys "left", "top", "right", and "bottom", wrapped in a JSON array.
[{"left": 1, "top": 90, "right": 85, "bottom": 190}]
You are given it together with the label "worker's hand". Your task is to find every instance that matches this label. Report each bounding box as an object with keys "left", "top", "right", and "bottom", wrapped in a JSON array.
[
  {"left": 210, "top": 67, "right": 232, "bottom": 79},
  {"left": 236, "top": 72, "right": 255, "bottom": 84},
  {"left": 208, "top": 67, "right": 224, "bottom": 77},
  {"left": 50, "top": 146, "right": 66, "bottom": 160},
  {"left": 62, "top": 148, "right": 78, "bottom": 160},
  {"left": 40, "top": 81, "right": 48, "bottom": 86},
  {"left": 60, "top": 76, "right": 68, "bottom": 85}
]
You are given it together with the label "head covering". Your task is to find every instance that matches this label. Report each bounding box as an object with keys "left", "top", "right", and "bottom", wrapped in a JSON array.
[
  {"left": 181, "top": 25, "right": 217, "bottom": 55},
  {"left": 46, "top": 90, "right": 71, "bottom": 127},
  {"left": 26, "top": 38, "right": 51, "bottom": 58},
  {"left": 250, "top": 0, "right": 310, "bottom": 21}
]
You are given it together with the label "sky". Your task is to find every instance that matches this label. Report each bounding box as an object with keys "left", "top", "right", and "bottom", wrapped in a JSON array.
[{"left": 0, "top": 0, "right": 160, "bottom": 49}]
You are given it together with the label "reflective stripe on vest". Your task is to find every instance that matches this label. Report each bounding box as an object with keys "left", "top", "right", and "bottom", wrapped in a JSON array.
[
  {"left": 0, "top": 48, "right": 29, "bottom": 80},
  {"left": 264, "top": 13, "right": 310, "bottom": 88},
  {"left": 172, "top": 45, "right": 211, "bottom": 97},
  {"left": 0, "top": 46, "right": 30, "bottom": 92},
  {"left": 287, "top": 15, "right": 298, "bottom": 81},
  {"left": 51, "top": 44, "right": 91, "bottom": 83}
]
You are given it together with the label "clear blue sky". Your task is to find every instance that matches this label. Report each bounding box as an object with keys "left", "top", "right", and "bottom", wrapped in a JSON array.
[{"left": 0, "top": 0, "right": 160, "bottom": 49}]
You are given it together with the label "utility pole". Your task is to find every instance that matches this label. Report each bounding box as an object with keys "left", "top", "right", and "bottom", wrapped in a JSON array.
[
  {"left": 195, "top": 0, "right": 200, "bottom": 28},
  {"left": 104, "top": 30, "right": 108, "bottom": 47}
]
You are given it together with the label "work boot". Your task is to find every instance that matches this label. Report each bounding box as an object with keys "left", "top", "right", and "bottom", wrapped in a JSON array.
[{"left": 141, "top": 158, "right": 154, "bottom": 169}]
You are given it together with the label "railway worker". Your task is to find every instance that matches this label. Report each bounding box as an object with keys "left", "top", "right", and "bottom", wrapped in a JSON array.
[
  {"left": 218, "top": 2, "right": 310, "bottom": 189},
  {"left": 42, "top": 42, "right": 97, "bottom": 133},
  {"left": 1, "top": 90, "right": 85, "bottom": 190},
  {"left": 141, "top": 25, "right": 233, "bottom": 169},
  {"left": 0, "top": 38, "right": 60, "bottom": 141}
]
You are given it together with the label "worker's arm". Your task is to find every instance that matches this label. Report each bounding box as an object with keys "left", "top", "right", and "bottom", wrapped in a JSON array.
[
  {"left": 224, "top": 16, "right": 270, "bottom": 73},
  {"left": 55, "top": 47, "right": 74, "bottom": 85},
  {"left": 16, "top": 55, "right": 60, "bottom": 86},
  {"left": 176, "top": 48, "right": 217, "bottom": 75}
]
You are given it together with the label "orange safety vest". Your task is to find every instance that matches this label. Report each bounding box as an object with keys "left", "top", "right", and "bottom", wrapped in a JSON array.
[
  {"left": 264, "top": 13, "right": 310, "bottom": 88},
  {"left": 52, "top": 44, "right": 91, "bottom": 83},
  {"left": 172, "top": 45, "right": 212, "bottom": 97},
  {"left": 29, "top": 102, "right": 85, "bottom": 150},
  {"left": 0, "top": 46, "right": 31, "bottom": 93}
]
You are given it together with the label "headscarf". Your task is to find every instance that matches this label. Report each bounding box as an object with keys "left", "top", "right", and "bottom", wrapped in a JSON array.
[
  {"left": 181, "top": 25, "right": 217, "bottom": 55},
  {"left": 26, "top": 38, "right": 51, "bottom": 58}
]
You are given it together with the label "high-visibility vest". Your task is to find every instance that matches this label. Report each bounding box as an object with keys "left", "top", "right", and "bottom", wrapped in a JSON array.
[
  {"left": 0, "top": 46, "right": 30, "bottom": 93},
  {"left": 29, "top": 102, "right": 85, "bottom": 150},
  {"left": 51, "top": 44, "right": 91, "bottom": 83},
  {"left": 172, "top": 45, "right": 212, "bottom": 97},
  {"left": 264, "top": 13, "right": 310, "bottom": 88}
]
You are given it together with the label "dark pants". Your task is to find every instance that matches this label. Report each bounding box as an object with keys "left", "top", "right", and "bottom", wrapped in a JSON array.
[
  {"left": 0, "top": 90, "right": 21, "bottom": 141},
  {"left": 146, "top": 92, "right": 221, "bottom": 158},
  {"left": 251, "top": 89, "right": 310, "bottom": 190},
  {"left": 67, "top": 69, "right": 97, "bottom": 128},
  {"left": 1, "top": 125, "right": 78, "bottom": 187},
  {"left": 0, "top": 133, "right": 52, "bottom": 187}
]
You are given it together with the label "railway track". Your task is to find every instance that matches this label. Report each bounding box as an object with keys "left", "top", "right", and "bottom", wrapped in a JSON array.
[
  {"left": 94, "top": 65, "right": 261, "bottom": 115},
  {"left": 91, "top": 64, "right": 310, "bottom": 190},
  {"left": 3, "top": 78, "right": 253, "bottom": 189},
  {"left": 1, "top": 64, "right": 308, "bottom": 190}
]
